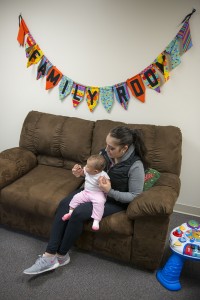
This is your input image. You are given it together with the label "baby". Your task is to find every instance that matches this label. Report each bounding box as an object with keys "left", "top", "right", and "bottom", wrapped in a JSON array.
[{"left": 62, "top": 154, "right": 110, "bottom": 231}]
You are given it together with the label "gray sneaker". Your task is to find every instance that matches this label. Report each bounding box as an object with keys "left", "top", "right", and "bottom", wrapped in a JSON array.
[
  {"left": 57, "top": 253, "right": 70, "bottom": 267},
  {"left": 23, "top": 255, "right": 59, "bottom": 275}
]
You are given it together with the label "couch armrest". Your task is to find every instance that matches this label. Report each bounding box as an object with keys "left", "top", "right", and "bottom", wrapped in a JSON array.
[
  {"left": 127, "top": 175, "right": 180, "bottom": 220},
  {"left": 127, "top": 186, "right": 178, "bottom": 219},
  {"left": 0, "top": 147, "right": 37, "bottom": 189}
]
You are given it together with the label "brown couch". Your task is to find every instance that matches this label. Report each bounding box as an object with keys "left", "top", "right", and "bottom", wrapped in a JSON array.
[{"left": 0, "top": 111, "right": 182, "bottom": 270}]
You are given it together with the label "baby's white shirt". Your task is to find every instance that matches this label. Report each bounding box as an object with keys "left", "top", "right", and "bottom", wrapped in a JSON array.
[{"left": 84, "top": 168, "right": 110, "bottom": 192}]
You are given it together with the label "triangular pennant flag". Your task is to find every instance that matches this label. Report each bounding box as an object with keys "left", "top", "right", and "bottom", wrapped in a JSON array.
[
  {"left": 165, "top": 37, "right": 181, "bottom": 69},
  {"left": 17, "top": 16, "right": 29, "bottom": 46},
  {"left": 27, "top": 44, "right": 43, "bottom": 67},
  {"left": 176, "top": 21, "right": 193, "bottom": 53},
  {"left": 59, "top": 76, "right": 73, "bottom": 100},
  {"left": 113, "top": 82, "right": 130, "bottom": 110},
  {"left": 37, "top": 56, "right": 53, "bottom": 80},
  {"left": 71, "top": 83, "right": 86, "bottom": 107},
  {"left": 154, "top": 53, "right": 170, "bottom": 82},
  {"left": 25, "top": 33, "right": 36, "bottom": 57},
  {"left": 140, "top": 66, "right": 161, "bottom": 93},
  {"left": 100, "top": 86, "right": 114, "bottom": 113},
  {"left": 46, "top": 67, "right": 63, "bottom": 90},
  {"left": 86, "top": 87, "right": 99, "bottom": 112},
  {"left": 126, "top": 74, "right": 146, "bottom": 102}
]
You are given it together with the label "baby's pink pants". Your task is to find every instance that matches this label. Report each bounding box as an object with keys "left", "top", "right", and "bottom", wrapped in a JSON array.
[{"left": 69, "top": 189, "right": 106, "bottom": 221}]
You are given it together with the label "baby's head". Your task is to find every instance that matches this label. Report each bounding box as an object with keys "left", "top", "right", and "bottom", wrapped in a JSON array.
[{"left": 85, "top": 155, "right": 106, "bottom": 175}]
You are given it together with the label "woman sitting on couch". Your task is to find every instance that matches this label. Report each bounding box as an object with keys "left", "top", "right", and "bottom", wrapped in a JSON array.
[{"left": 23, "top": 125, "right": 149, "bottom": 275}]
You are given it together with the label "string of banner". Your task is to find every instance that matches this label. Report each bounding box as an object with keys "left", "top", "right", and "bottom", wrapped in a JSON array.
[{"left": 17, "top": 9, "right": 196, "bottom": 113}]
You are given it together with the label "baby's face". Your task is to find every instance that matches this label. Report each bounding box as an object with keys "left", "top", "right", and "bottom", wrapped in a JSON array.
[{"left": 85, "top": 160, "right": 100, "bottom": 175}]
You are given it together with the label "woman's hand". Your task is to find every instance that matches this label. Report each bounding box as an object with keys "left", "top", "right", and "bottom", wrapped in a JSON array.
[
  {"left": 72, "top": 164, "right": 84, "bottom": 177},
  {"left": 98, "top": 176, "right": 111, "bottom": 193}
]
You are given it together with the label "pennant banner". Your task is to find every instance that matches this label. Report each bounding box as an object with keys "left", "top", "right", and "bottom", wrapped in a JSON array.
[
  {"left": 126, "top": 74, "right": 145, "bottom": 103},
  {"left": 86, "top": 87, "right": 99, "bottom": 112},
  {"left": 154, "top": 53, "right": 170, "bottom": 82},
  {"left": 17, "top": 16, "right": 29, "bottom": 46},
  {"left": 46, "top": 67, "right": 63, "bottom": 90},
  {"left": 37, "top": 56, "right": 53, "bottom": 80},
  {"left": 25, "top": 33, "right": 36, "bottom": 58},
  {"left": 71, "top": 84, "right": 86, "bottom": 107},
  {"left": 59, "top": 76, "right": 73, "bottom": 100},
  {"left": 100, "top": 86, "right": 114, "bottom": 112},
  {"left": 165, "top": 37, "right": 181, "bottom": 70},
  {"left": 27, "top": 44, "right": 43, "bottom": 68},
  {"left": 16, "top": 10, "right": 196, "bottom": 112},
  {"left": 113, "top": 82, "right": 130, "bottom": 110},
  {"left": 176, "top": 21, "right": 193, "bottom": 53},
  {"left": 140, "top": 66, "right": 161, "bottom": 93}
]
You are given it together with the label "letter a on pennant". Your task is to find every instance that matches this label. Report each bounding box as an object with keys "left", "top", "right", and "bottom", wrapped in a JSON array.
[
  {"left": 46, "top": 67, "right": 63, "bottom": 90},
  {"left": 126, "top": 74, "right": 145, "bottom": 103}
]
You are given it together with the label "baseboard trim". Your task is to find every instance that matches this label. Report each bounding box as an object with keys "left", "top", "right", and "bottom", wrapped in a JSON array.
[{"left": 174, "top": 203, "right": 200, "bottom": 218}]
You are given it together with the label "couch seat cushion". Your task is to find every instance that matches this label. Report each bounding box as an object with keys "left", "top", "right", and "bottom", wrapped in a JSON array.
[
  {"left": 1, "top": 165, "right": 83, "bottom": 218},
  {"left": 84, "top": 211, "right": 134, "bottom": 236}
]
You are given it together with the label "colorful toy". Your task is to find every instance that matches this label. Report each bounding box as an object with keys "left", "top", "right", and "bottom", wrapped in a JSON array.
[{"left": 156, "top": 220, "right": 200, "bottom": 291}]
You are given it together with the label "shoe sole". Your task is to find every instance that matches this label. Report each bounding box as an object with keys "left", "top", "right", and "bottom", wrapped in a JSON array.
[
  {"left": 58, "top": 257, "right": 70, "bottom": 268},
  {"left": 23, "top": 262, "right": 60, "bottom": 275}
]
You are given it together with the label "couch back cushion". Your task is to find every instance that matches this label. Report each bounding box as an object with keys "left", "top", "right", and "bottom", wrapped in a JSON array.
[
  {"left": 91, "top": 120, "right": 182, "bottom": 176},
  {"left": 19, "top": 111, "right": 94, "bottom": 165}
]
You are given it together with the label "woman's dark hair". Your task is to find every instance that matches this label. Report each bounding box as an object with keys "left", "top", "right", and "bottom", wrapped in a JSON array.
[{"left": 109, "top": 126, "right": 149, "bottom": 169}]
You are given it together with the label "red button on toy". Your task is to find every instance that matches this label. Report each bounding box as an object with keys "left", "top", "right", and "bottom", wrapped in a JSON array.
[{"left": 173, "top": 229, "right": 182, "bottom": 237}]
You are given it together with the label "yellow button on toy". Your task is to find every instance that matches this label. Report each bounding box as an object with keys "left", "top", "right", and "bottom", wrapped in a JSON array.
[
  {"left": 174, "top": 241, "right": 182, "bottom": 246},
  {"left": 179, "top": 225, "right": 186, "bottom": 231}
]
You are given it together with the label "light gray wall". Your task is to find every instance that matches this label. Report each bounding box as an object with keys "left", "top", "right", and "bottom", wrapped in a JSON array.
[{"left": 0, "top": 0, "right": 200, "bottom": 213}]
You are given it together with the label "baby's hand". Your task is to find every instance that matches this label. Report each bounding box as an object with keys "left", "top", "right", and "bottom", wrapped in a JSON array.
[{"left": 72, "top": 164, "right": 84, "bottom": 177}]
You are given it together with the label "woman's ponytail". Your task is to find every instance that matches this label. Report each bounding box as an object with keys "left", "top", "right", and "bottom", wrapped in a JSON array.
[{"left": 132, "top": 129, "right": 149, "bottom": 169}]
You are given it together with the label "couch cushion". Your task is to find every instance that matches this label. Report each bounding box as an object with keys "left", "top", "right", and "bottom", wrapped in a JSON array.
[
  {"left": 1, "top": 165, "right": 84, "bottom": 218},
  {"left": 19, "top": 111, "right": 94, "bottom": 165},
  {"left": 84, "top": 211, "right": 134, "bottom": 236}
]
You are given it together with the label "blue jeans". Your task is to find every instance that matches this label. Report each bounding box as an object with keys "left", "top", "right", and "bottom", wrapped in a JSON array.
[{"left": 46, "top": 188, "right": 128, "bottom": 255}]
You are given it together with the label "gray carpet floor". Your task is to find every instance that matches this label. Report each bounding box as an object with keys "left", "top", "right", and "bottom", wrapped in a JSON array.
[{"left": 0, "top": 212, "right": 200, "bottom": 300}]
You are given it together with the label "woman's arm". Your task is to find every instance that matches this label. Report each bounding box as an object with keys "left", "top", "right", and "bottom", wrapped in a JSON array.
[{"left": 105, "top": 161, "right": 145, "bottom": 203}]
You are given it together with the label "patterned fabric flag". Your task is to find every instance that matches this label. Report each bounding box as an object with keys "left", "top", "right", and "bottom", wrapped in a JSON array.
[
  {"left": 71, "top": 83, "right": 86, "bottom": 108},
  {"left": 25, "top": 33, "right": 36, "bottom": 58},
  {"left": 17, "top": 17, "right": 29, "bottom": 46},
  {"left": 176, "top": 21, "right": 192, "bottom": 53},
  {"left": 37, "top": 56, "right": 53, "bottom": 80},
  {"left": 100, "top": 86, "right": 114, "bottom": 113},
  {"left": 86, "top": 87, "right": 100, "bottom": 112},
  {"left": 154, "top": 53, "right": 170, "bottom": 82},
  {"left": 126, "top": 74, "right": 145, "bottom": 103},
  {"left": 165, "top": 37, "right": 181, "bottom": 69},
  {"left": 140, "top": 65, "right": 161, "bottom": 93},
  {"left": 59, "top": 76, "right": 73, "bottom": 100},
  {"left": 46, "top": 66, "right": 63, "bottom": 90},
  {"left": 27, "top": 44, "right": 43, "bottom": 67},
  {"left": 113, "top": 82, "right": 130, "bottom": 110}
]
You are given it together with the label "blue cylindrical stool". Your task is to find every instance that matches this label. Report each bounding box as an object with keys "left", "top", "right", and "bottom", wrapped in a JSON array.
[{"left": 156, "top": 253, "right": 185, "bottom": 291}]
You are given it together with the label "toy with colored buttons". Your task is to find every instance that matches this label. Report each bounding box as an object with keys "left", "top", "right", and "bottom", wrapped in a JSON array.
[{"left": 169, "top": 220, "right": 200, "bottom": 260}]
